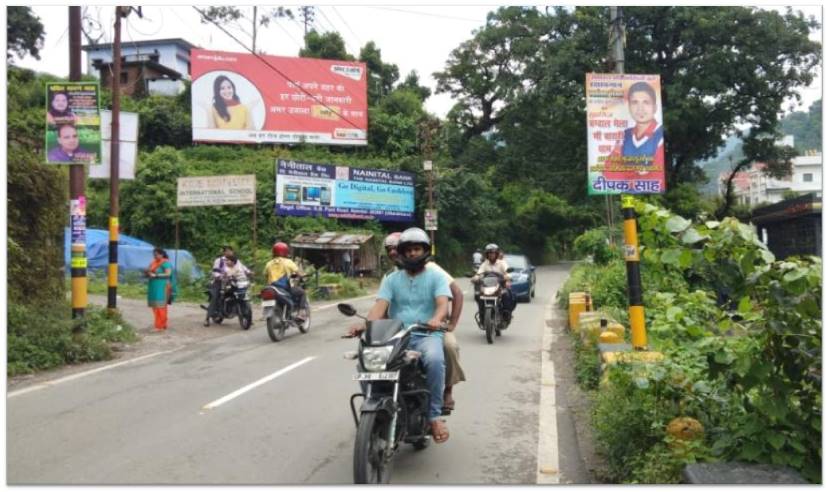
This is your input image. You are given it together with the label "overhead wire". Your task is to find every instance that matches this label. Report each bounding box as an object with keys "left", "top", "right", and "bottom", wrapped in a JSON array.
[
  {"left": 363, "top": 6, "right": 484, "bottom": 24},
  {"left": 316, "top": 6, "right": 358, "bottom": 55},
  {"left": 192, "top": 5, "right": 363, "bottom": 130},
  {"left": 330, "top": 6, "right": 364, "bottom": 50}
]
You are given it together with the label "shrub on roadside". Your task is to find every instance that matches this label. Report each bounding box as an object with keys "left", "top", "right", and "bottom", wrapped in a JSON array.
[{"left": 7, "top": 302, "right": 138, "bottom": 376}]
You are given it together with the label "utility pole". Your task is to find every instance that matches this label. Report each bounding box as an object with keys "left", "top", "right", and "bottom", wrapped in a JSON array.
[
  {"left": 252, "top": 6, "right": 258, "bottom": 53},
  {"left": 300, "top": 6, "right": 314, "bottom": 38},
  {"left": 107, "top": 6, "right": 128, "bottom": 311},
  {"left": 421, "top": 121, "right": 437, "bottom": 256},
  {"left": 610, "top": 6, "right": 647, "bottom": 350},
  {"left": 69, "top": 6, "right": 87, "bottom": 320}
]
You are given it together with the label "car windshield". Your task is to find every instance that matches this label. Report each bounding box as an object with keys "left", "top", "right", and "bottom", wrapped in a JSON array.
[{"left": 504, "top": 255, "right": 528, "bottom": 270}]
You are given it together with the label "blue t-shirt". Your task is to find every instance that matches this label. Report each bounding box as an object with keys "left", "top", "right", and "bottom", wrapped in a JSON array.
[{"left": 377, "top": 267, "right": 452, "bottom": 336}]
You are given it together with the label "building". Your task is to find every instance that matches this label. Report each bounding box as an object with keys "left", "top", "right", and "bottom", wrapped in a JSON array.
[
  {"left": 719, "top": 148, "right": 822, "bottom": 207},
  {"left": 82, "top": 38, "right": 195, "bottom": 96},
  {"left": 752, "top": 193, "right": 822, "bottom": 259}
]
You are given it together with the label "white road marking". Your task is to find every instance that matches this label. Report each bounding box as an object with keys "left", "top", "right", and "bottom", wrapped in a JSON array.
[
  {"left": 7, "top": 350, "right": 178, "bottom": 398},
  {"left": 314, "top": 293, "right": 377, "bottom": 311},
  {"left": 202, "top": 356, "right": 316, "bottom": 411},
  {"left": 536, "top": 298, "right": 560, "bottom": 484}
]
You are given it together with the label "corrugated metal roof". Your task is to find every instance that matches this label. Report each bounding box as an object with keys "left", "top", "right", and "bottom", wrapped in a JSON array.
[{"left": 290, "top": 232, "right": 374, "bottom": 250}]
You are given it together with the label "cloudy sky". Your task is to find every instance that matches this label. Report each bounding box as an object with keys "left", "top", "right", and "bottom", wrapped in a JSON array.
[{"left": 13, "top": 4, "right": 823, "bottom": 117}]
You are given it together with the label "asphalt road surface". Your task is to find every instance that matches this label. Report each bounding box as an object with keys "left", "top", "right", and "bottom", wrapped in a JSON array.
[{"left": 7, "top": 265, "right": 588, "bottom": 485}]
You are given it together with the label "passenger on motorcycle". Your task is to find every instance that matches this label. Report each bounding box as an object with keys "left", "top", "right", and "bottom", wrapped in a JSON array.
[
  {"left": 472, "top": 249, "right": 483, "bottom": 269},
  {"left": 264, "top": 242, "right": 308, "bottom": 322},
  {"left": 347, "top": 227, "right": 452, "bottom": 443},
  {"left": 223, "top": 254, "right": 251, "bottom": 283},
  {"left": 383, "top": 231, "right": 466, "bottom": 414},
  {"left": 471, "top": 243, "right": 516, "bottom": 325},
  {"left": 204, "top": 245, "right": 235, "bottom": 326}
]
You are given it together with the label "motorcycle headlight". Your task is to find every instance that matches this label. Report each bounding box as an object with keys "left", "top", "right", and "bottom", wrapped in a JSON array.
[
  {"left": 361, "top": 345, "right": 393, "bottom": 372},
  {"left": 482, "top": 286, "right": 499, "bottom": 296}
]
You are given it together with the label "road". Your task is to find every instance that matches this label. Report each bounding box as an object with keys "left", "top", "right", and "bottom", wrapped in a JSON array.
[{"left": 7, "top": 265, "right": 590, "bottom": 485}]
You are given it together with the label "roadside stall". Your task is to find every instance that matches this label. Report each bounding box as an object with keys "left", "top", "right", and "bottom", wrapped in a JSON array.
[{"left": 289, "top": 231, "right": 380, "bottom": 278}]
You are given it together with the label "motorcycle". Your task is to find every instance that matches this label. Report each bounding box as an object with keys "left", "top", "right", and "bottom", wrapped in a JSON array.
[
  {"left": 259, "top": 274, "right": 310, "bottom": 342},
  {"left": 474, "top": 271, "right": 510, "bottom": 344},
  {"left": 338, "top": 303, "right": 439, "bottom": 484},
  {"left": 202, "top": 276, "right": 253, "bottom": 330}
]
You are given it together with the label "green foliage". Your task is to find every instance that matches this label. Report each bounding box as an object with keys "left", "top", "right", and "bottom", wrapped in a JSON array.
[
  {"left": 300, "top": 30, "right": 354, "bottom": 60},
  {"left": 7, "top": 6, "right": 44, "bottom": 61},
  {"left": 566, "top": 200, "right": 822, "bottom": 483},
  {"left": 573, "top": 227, "right": 615, "bottom": 265},
  {"left": 8, "top": 302, "right": 138, "bottom": 376},
  {"left": 780, "top": 99, "right": 822, "bottom": 152}
]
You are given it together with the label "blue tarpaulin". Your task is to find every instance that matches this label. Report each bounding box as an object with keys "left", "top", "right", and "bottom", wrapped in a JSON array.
[{"left": 64, "top": 228, "right": 203, "bottom": 279}]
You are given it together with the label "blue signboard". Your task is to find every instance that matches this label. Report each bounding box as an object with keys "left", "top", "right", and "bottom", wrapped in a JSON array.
[{"left": 274, "top": 159, "right": 415, "bottom": 221}]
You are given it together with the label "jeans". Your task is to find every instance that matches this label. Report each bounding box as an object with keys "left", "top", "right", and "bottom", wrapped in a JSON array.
[
  {"left": 408, "top": 333, "right": 445, "bottom": 421},
  {"left": 207, "top": 279, "right": 223, "bottom": 318}
]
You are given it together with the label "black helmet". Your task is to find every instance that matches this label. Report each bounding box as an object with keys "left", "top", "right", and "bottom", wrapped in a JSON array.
[{"left": 397, "top": 227, "right": 431, "bottom": 272}]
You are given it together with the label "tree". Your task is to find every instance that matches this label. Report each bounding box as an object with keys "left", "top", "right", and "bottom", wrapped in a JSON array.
[
  {"left": 780, "top": 99, "right": 822, "bottom": 152},
  {"left": 197, "top": 6, "right": 293, "bottom": 53},
  {"left": 7, "top": 6, "right": 45, "bottom": 61},
  {"left": 359, "top": 41, "right": 399, "bottom": 105},
  {"left": 398, "top": 70, "right": 432, "bottom": 102},
  {"left": 300, "top": 30, "right": 354, "bottom": 60}
]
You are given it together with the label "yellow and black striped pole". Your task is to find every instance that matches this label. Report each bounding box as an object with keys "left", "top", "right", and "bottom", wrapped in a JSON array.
[
  {"left": 621, "top": 194, "right": 647, "bottom": 349},
  {"left": 107, "top": 217, "right": 119, "bottom": 310},
  {"left": 69, "top": 7, "right": 86, "bottom": 320}
]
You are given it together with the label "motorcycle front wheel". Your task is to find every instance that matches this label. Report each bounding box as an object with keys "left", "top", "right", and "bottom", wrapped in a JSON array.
[
  {"left": 297, "top": 298, "right": 311, "bottom": 334},
  {"left": 238, "top": 302, "right": 252, "bottom": 330},
  {"left": 485, "top": 308, "right": 494, "bottom": 344},
  {"left": 353, "top": 412, "right": 393, "bottom": 484},
  {"left": 266, "top": 315, "right": 286, "bottom": 342}
]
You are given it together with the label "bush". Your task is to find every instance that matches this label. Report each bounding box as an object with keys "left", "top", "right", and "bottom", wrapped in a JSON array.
[
  {"left": 573, "top": 227, "right": 616, "bottom": 265},
  {"left": 7, "top": 302, "right": 138, "bottom": 376}
]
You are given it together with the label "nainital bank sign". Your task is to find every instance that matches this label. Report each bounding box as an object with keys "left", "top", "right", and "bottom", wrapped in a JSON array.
[{"left": 177, "top": 175, "right": 256, "bottom": 207}]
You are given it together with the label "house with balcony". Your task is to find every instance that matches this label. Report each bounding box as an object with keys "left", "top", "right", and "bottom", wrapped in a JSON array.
[{"left": 82, "top": 38, "right": 196, "bottom": 97}]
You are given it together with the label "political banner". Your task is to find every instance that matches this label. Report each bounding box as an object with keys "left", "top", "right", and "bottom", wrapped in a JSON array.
[
  {"left": 586, "top": 73, "right": 666, "bottom": 195},
  {"left": 177, "top": 175, "right": 257, "bottom": 207},
  {"left": 45, "top": 82, "right": 100, "bottom": 165},
  {"left": 191, "top": 49, "right": 368, "bottom": 146},
  {"left": 275, "top": 159, "right": 414, "bottom": 222}
]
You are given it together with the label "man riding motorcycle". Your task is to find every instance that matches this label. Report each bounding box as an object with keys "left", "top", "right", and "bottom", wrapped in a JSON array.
[
  {"left": 263, "top": 241, "right": 308, "bottom": 322},
  {"left": 346, "top": 227, "right": 452, "bottom": 443},
  {"left": 204, "top": 245, "right": 234, "bottom": 326},
  {"left": 383, "top": 231, "right": 466, "bottom": 414},
  {"left": 472, "top": 243, "right": 516, "bottom": 325}
]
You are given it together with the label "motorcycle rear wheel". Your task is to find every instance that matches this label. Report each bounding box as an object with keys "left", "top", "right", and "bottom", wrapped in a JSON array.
[
  {"left": 485, "top": 308, "right": 494, "bottom": 344},
  {"left": 266, "top": 316, "right": 285, "bottom": 342},
  {"left": 353, "top": 412, "right": 393, "bottom": 484}
]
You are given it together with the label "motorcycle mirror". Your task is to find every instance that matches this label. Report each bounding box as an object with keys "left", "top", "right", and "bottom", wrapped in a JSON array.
[
  {"left": 506, "top": 267, "right": 515, "bottom": 273},
  {"left": 337, "top": 303, "right": 357, "bottom": 317}
]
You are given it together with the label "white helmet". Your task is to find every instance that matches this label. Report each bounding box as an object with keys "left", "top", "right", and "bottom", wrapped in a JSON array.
[{"left": 397, "top": 227, "right": 431, "bottom": 272}]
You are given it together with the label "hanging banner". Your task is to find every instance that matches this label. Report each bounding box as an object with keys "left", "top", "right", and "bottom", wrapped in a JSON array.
[
  {"left": 89, "top": 110, "right": 139, "bottom": 180},
  {"left": 586, "top": 73, "right": 666, "bottom": 195},
  {"left": 45, "top": 82, "right": 101, "bottom": 165},
  {"left": 275, "top": 159, "right": 414, "bottom": 222},
  {"left": 190, "top": 49, "right": 368, "bottom": 146},
  {"left": 177, "top": 175, "right": 257, "bottom": 207}
]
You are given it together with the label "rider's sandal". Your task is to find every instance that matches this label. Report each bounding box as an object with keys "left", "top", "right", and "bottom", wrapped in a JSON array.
[{"left": 431, "top": 420, "right": 450, "bottom": 443}]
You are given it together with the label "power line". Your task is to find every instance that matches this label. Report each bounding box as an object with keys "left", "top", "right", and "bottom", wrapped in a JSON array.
[
  {"left": 363, "top": 6, "right": 484, "bottom": 24},
  {"left": 317, "top": 6, "right": 358, "bottom": 55},
  {"left": 331, "top": 6, "right": 364, "bottom": 49},
  {"left": 192, "top": 6, "right": 362, "bottom": 130}
]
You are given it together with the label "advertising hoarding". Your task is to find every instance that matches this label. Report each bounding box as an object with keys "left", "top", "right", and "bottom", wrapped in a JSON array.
[
  {"left": 177, "top": 175, "right": 257, "bottom": 207},
  {"left": 45, "top": 82, "right": 100, "bottom": 165},
  {"left": 191, "top": 49, "right": 367, "bottom": 146},
  {"left": 586, "top": 73, "right": 666, "bottom": 195},
  {"left": 275, "top": 159, "right": 414, "bottom": 222}
]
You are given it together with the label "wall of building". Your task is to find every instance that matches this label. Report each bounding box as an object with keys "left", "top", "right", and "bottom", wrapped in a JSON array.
[{"left": 85, "top": 43, "right": 191, "bottom": 82}]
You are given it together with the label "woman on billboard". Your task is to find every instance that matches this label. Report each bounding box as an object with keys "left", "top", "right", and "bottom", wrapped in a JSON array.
[{"left": 208, "top": 75, "right": 253, "bottom": 130}]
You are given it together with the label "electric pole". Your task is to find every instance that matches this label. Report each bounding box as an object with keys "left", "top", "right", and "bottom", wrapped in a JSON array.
[
  {"left": 107, "top": 6, "right": 127, "bottom": 311},
  {"left": 300, "top": 6, "right": 314, "bottom": 38},
  {"left": 252, "top": 6, "right": 258, "bottom": 53},
  {"left": 610, "top": 6, "right": 647, "bottom": 350},
  {"left": 69, "top": 6, "right": 87, "bottom": 320}
]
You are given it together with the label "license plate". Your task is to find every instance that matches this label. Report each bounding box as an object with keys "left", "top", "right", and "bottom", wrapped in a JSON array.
[
  {"left": 262, "top": 300, "right": 276, "bottom": 307},
  {"left": 353, "top": 372, "right": 399, "bottom": 381}
]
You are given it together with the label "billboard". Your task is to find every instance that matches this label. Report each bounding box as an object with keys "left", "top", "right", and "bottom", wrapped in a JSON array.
[
  {"left": 191, "top": 49, "right": 367, "bottom": 146},
  {"left": 586, "top": 73, "right": 666, "bottom": 195},
  {"left": 275, "top": 159, "right": 414, "bottom": 222},
  {"left": 45, "top": 82, "right": 100, "bottom": 165},
  {"left": 89, "top": 110, "right": 139, "bottom": 180},
  {"left": 177, "top": 175, "right": 256, "bottom": 207}
]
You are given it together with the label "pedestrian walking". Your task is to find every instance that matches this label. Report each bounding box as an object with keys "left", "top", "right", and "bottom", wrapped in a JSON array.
[{"left": 146, "top": 248, "right": 176, "bottom": 331}]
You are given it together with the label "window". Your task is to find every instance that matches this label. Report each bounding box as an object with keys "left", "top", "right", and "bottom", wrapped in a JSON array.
[
  {"left": 120, "top": 72, "right": 129, "bottom": 84},
  {"left": 803, "top": 173, "right": 814, "bottom": 183}
]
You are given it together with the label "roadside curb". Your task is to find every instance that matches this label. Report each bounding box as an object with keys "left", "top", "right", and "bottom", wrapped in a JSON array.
[{"left": 536, "top": 295, "right": 561, "bottom": 484}]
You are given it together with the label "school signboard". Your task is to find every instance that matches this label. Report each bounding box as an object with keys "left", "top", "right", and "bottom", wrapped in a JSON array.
[
  {"left": 275, "top": 159, "right": 414, "bottom": 222},
  {"left": 586, "top": 73, "right": 666, "bottom": 195},
  {"left": 177, "top": 175, "right": 256, "bottom": 207},
  {"left": 191, "top": 49, "right": 368, "bottom": 146}
]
